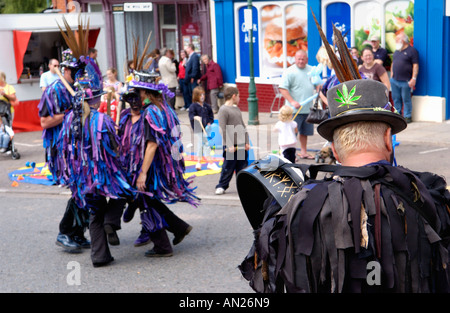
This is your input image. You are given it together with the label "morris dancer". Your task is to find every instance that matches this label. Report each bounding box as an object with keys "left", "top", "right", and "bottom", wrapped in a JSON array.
[{"left": 38, "top": 49, "right": 90, "bottom": 253}]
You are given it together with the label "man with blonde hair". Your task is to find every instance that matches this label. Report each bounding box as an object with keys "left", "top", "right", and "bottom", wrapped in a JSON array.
[{"left": 239, "top": 79, "right": 450, "bottom": 293}]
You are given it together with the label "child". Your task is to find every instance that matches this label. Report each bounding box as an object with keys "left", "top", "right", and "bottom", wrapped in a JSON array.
[
  {"left": 273, "top": 105, "right": 298, "bottom": 163},
  {"left": 188, "top": 86, "right": 218, "bottom": 171},
  {"left": 98, "top": 86, "right": 119, "bottom": 122},
  {"left": 103, "top": 67, "right": 123, "bottom": 93},
  {"left": 0, "top": 118, "right": 13, "bottom": 153},
  {"left": 215, "top": 87, "right": 249, "bottom": 195}
]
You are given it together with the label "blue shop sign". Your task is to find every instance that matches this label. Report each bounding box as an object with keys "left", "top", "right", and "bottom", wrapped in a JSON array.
[{"left": 238, "top": 6, "right": 260, "bottom": 77}]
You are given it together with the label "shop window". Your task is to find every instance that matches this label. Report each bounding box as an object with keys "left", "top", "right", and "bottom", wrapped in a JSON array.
[
  {"left": 322, "top": 0, "right": 414, "bottom": 65},
  {"left": 21, "top": 32, "right": 66, "bottom": 81},
  {"left": 159, "top": 4, "right": 177, "bottom": 53},
  {"left": 234, "top": 1, "right": 308, "bottom": 84},
  {"left": 180, "top": 4, "right": 202, "bottom": 54}
]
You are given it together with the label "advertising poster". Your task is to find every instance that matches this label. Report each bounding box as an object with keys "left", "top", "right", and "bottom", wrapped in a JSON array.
[
  {"left": 354, "top": 1, "right": 382, "bottom": 52},
  {"left": 385, "top": 1, "right": 414, "bottom": 54},
  {"left": 325, "top": 2, "right": 351, "bottom": 46},
  {"left": 261, "top": 3, "right": 307, "bottom": 79},
  {"left": 238, "top": 6, "right": 260, "bottom": 77}
]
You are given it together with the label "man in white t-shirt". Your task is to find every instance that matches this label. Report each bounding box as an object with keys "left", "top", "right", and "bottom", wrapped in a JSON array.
[
  {"left": 40, "top": 59, "right": 60, "bottom": 91},
  {"left": 279, "top": 50, "right": 317, "bottom": 160}
]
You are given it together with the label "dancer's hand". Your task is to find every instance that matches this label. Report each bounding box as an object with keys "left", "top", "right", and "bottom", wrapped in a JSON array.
[{"left": 136, "top": 172, "right": 147, "bottom": 191}]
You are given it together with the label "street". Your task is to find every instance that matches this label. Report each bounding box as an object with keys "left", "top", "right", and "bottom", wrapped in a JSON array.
[
  {"left": 1, "top": 111, "right": 450, "bottom": 293},
  {"left": 0, "top": 193, "right": 253, "bottom": 293}
]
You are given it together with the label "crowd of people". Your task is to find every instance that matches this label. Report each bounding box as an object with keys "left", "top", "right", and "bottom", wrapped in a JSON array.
[{"left": 276, "top": 32, "right": 419, "bottom": 163}]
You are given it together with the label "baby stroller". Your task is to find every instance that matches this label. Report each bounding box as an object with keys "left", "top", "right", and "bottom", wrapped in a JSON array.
[{"left": 0, "top": 100, "right": 20, "bottom": 160}]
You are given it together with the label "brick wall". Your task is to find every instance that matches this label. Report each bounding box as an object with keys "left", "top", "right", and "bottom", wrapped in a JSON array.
[{"left": 235, "top": 82, "right": 285, "bottom": 113}]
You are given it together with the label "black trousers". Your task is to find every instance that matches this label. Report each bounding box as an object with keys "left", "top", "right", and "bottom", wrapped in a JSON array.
[
  {"left": 282, "top": 147, "right": 296, "bottom": 163},
  {"left": 86, "top": 195, "right": 126, "bottom": 264},
  {"left": 140, "top": 196, "right": 190, "bottom": 253},
  {"left": 59, "top": 198, "right": 88, "bottom": 238},
  {"left": 215, "top": 148, "right": 249, "bottom": 190}
]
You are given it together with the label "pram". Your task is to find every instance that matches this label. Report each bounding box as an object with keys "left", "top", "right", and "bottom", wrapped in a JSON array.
[{"left": 0, "top": 100, "right": 20, "bottom": 159}]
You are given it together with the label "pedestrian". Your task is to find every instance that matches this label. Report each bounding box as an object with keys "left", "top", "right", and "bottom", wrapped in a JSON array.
[
  {"left": 158, "top": 47, "right": 178, "bottom": 110},
  {"left": 350, "top": 47, "right": 363, "bottom": 66},
  {"left": 188, "top": 86, "right": 219, "bottom": 171},
  {"left": 279, "top": 49, "right": 318, "bottom": 160},
  {"left": 369, "top": 35, "right": 389, "bottom": 68},
  {"left": 103, "top": 67, "right": 123, "bottom": 93},
  {"left": 38, "top": 49, "right": 90, "bottom": 253},
  {"left": 183, "top": 43, "right": 201, "bottom": 111},
  {"left": 273, "top": 105, "right": 297, "bottom": 163},
  {"left": 215, "top": 87, "right": 250, "bottom": 195},
  {"left": 0, "top": 71, "right": 18, "bottom": 122},
  {"left": 40, "top": 59, "right": 60, "bottom": 91},
  {"left": 359, "top": 47, "right": 390, "bottom": 90},
  {"left": 147, "top": 49, "right": 160, "bottom": 73},
  {"left": 88, "top": 47, "right": 98, "bottom": 60},
  {"left": 178, "top": 49, "right": 191, "bottom": 111},
  {"left": 197, "top": 55, "right": 224, "bottom": 114},
  {"left": 390, "top": 32, "right": 419, "bottom": 123}
]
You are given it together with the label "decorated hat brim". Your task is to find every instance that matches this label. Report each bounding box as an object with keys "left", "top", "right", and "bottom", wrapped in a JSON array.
[
  {"left": 128, "top": 80, "right": 175, "bottom": 98},
  {"left": 317, "top": 110, "right": 407, "bottom": 141}
]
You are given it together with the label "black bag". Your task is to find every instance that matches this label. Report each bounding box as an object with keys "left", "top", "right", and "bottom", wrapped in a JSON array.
[{"left": 306, "top": 96, "right": 329, "bottom": 124}]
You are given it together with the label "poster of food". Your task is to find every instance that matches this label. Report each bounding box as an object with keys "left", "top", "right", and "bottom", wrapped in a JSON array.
[
  {"left": 353, "top": 1, "right": 382, "bottom": 52},
  {"left": 385, "top": 1, "right": 414, "bottom": 54},
  {"left": 261, "top": 3, "right": 307, "bottom": 79}
]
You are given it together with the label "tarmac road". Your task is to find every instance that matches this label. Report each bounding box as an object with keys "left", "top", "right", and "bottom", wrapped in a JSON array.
[{"left": 0, "top": 193, "right": 254, "bottom": 293}]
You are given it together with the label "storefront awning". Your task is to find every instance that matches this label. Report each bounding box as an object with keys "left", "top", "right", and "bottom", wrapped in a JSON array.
[{"left": 13, "top": 30, "right": 32, "bottom": 81}]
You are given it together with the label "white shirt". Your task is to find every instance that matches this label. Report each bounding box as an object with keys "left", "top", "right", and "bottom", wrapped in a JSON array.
[
  {"left": 40, "top": 71, "right": 59, "bottom": 89},
  {"left": 274, "top": 120, "right": 297, "bottom": 151}
]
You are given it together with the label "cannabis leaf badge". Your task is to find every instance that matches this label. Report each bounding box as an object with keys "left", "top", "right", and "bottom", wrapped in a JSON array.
[{"left": 335, "top": 84, "right": 361, "bottom": 108}]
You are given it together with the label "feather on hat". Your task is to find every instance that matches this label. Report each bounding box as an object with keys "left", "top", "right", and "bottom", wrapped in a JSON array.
[{"left": 310, "top": 8, "right": 406, "bottom": 141}]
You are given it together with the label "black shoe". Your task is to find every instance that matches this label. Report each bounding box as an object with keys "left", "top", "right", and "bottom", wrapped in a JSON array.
[
  {"left": 405, "top": 117, "right": 412, "bottom": 123},
  {"left": 144, "top": 248, "right": 173, "bottom": 258},
  {"left": 73, "top": 236, "right": 91, "bottom": 249},
  {"left": 173, "top": 225, "right": 193, "bottom": 246},
  {"left": 93, "top": 257, "right": 114, "bottom": 268},
  {"left": 104, "top": 224, "right": 120, "bottom": 246},
  {"left": 123, "top": 201, "right": 139, "bottom": 223},
  {"left": 56, "top": 233, "right": 82, "bottom": 253}
]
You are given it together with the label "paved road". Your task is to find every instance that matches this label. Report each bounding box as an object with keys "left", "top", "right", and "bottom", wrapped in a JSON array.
[{"left": 0, "top": 193, "right": 254, "bottom": 292}]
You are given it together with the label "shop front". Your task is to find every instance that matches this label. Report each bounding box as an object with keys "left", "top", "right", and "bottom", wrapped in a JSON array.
[
  {"left": 214, "top": 0, "right": 450, "bottom": 121},
  {"left": 89, "top": 0, "right": 212, "bottom": 82},
  {"left": 0, "top": 12, "right": 107, "bottom": 132}
]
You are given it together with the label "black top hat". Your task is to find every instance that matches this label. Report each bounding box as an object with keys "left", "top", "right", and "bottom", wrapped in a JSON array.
[{"left": 317, "top": 79, "right": 407, "bottom": 141}]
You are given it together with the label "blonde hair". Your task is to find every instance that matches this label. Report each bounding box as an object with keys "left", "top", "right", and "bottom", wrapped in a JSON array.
[
  {"left": 279, "top": 105, "right": 293, "bottom": 122},
  {"left": 332, "top": 121, "right": 389, "bottom": 161}
]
